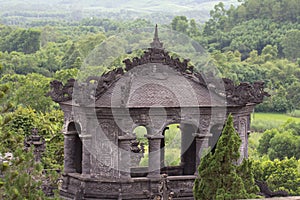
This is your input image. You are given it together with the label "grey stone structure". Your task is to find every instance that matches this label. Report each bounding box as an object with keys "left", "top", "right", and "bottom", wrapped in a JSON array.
[
  {"left": 24, "top": 128, "right": 45, "bottom": 163},
  {"left": 49, "top": 26, "right": 269, "bottom": 200}
]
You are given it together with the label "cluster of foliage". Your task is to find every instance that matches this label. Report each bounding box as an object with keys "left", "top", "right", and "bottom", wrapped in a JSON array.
[
  {"left": 0, "top": 25, "right": 41, "bottom": 54},
  {"left": 257, "top": 120, "right": 300, "bottom": 160},
  {"left": 198, "top": 1, "right": 300, "bottom": 59},
  {"left": 0, "top": 106, "right": 64, "bottom": 170},
  {"left": 248, "top": 114, "right": 300, "bottom": 196},
  {"left": 0, "top": 30, "right": 107, "bottom": 76},
  {"left": 0, "top": 148, "right": 52, "bottom": 200},
  {"left": 253, "top": 157, "right": 300, "bottom": 195},
  {"left": 0, "top": 87, "right": 60, "bottom": 199},
  {"left": 194, "top": 115, "right": 259, "bottom": 199},
  {"left": 230, "top": 0, "right": 300, "bottom": 23}
]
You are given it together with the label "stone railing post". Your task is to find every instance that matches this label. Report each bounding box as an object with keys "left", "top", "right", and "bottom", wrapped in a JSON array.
[
  {"left": 118, "top": 134, "right": 136, "bottom": 179},
  {"left": 64, "top": 131, "right": 77, "bottom": 174},
  {"left": 147, "top": 134, "right": 164, "bottom": 178},
  {"left": 81, "top": 135, "right": 91, "bottom": 176}
]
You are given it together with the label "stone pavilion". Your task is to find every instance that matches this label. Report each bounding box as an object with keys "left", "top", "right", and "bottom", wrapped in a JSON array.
[{"left": 49, "top": 26, "right": 269, "bottom": 199}]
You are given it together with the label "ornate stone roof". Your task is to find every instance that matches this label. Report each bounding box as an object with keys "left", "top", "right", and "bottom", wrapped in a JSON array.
[{"left": 48, "top": 26, "right": 269, "bottom": 108}]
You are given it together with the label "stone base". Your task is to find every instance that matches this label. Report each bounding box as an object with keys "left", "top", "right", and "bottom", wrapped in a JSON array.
[{"left": 60, "top": 173, "right": 196, "bottom": 200}]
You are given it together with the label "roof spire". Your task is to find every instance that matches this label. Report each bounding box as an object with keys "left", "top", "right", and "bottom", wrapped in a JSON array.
[
  {"left": 154, "top": 24, "right": 159, "bottom": 39},
  {"left": 150, "top": 24, "right": 163, "bottom": 49}
]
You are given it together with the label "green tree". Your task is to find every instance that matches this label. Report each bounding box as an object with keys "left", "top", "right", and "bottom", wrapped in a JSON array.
[
  {"left": 257, "top": 129, "right": 277, "bottom": 155},
  {"left": 203, "top": 2, "right": 228, "bottom": 36},
  {"left": 61, "top": 43, "right": 83, "bottom": 69},
  {"left": 268, "top": 131, "right": 298, "bottom": 160},
  {"left": 253, "top": 158, "right": 300, "bottom": 195},
  {"left": 0, "top": 148, "right": 49, "bottom": 200},
  {"left": 0, "top": 85, "right": 50, "bottom": 199},
  {"left": 257, "top": 121, "right": 300, "bottom": 160},
  {"left": 287, "top": 82, "right": 300, "bottom": 110},
  {"left": 282, "top": 29, "right": 300, "bottom": 61},
  {"left": 0, "top": 28, "right": 41, "bottom": 54},
  {"left": 171, "top": 16, "right": 189, "bottom": 34},
  {"left": 53, "top": 68, "right": 79, "bottom": 83},
  {"left": 0, "top": 73, "right": 55, "bottom": 112},
  {"left": 237, "top": 159, "right": 259, "bottom": 196},
  {"left": 193, "top": 114, "right": 258, "bottom": 200},
  {"left": 77, "top": 32, "right": 106, "bottom": 57}
]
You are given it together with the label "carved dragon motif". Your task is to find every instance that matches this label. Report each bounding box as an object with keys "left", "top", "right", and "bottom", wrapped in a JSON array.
[
  {"left": 222, "top": 78, "right": 270, "bottom": 105},
  {"left": 48, "top": 78, "right": 75, "bottom": 103}
]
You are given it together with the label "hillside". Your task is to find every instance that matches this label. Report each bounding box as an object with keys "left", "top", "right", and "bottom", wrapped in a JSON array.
[{"left": 0, "top": 0, "right": 240, "bottom": 25}]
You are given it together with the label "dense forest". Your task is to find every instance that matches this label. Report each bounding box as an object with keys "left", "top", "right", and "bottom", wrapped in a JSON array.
[{"left": 0, "top": 0, "right": 300, "bottom": 198}]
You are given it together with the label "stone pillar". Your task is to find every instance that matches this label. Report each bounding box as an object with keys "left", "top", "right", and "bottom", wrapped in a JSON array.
[
  {"left": 81, "top": 135, "right": 91, "bottom": 176},
  {"left": 194, "top": 133, "right": 212, "bottom": 175},
  {"left": 118, "top": 134, "right": 135, "bottom": 179},
  {"left": 64, "top": 131, "right": 77, "bottom": 174},
  {"left": 147, "top": 134, "right": 164, "bottom": 178}
]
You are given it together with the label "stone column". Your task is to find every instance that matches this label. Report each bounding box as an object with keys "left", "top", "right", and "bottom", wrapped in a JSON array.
[
  {"left": 81, "top": 135, "right": 91, "bottom": 176},
  {"left": 64, "top": 131, "right": 77, "bottom": 174},
  {"left": 118, "top": 134, "right": 135, "bottom": 179},
  {"left": 147, "top": 134, "right": 164, "bottom": 178},
  {"left": 194, "top": 133, "right": 212, "bottom": 175}
]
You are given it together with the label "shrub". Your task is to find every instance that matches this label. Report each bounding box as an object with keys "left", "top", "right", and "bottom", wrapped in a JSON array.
[{"left": 253, "top": 157, "right": 300, "bottom": 195}]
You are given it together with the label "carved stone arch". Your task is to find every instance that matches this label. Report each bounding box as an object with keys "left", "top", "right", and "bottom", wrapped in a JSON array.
[
  {"left": 163, "top": 117, "right": 181, "bottom": 129},
  {"left": 67, "top": 121, "right": 82, "bottom": 134},
  {"left": 62, "top": 112, "right": 74, "bottom": 134},
  {"left": 131, "top": 122, "right": 144, "bottom": 133},
  {"left": 72, "top": 111, "right": 88, "bottom": 136}
]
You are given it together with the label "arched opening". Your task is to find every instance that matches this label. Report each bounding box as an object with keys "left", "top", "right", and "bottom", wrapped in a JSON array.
[
  {"left": 131, "top": 126, "right": 148, "bottom": 177},
  {"left": 161, "top": 123, "right": 182, "bottom": 176},
  {"left": 67, "top": 122, "right": 82, "bottom": 174}
]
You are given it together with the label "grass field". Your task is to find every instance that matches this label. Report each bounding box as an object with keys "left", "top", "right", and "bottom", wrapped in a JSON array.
[{"left": 251, "top": 112, "right": 300, "bottom": 132}]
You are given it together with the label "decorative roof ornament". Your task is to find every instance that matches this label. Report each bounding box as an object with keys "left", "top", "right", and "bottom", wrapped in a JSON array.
[
  {"left": 48, "top": 25, "right": 270, "bottom": 106},
  {"left": 150, "top": 24, "right": 163, "bottom": 49}
]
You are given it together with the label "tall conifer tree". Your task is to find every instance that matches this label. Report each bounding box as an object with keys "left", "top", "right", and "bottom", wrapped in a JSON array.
[{"left": 194, "top": 114, "right": 258, "bottom": 200}]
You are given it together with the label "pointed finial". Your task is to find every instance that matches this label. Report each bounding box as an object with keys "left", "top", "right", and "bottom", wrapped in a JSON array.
[
  {"left": 154, "top": 24, "right": 158, "bottom": 39},
  {"left": 150, "top": 24, "right": 163, "bottom": 49}
]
